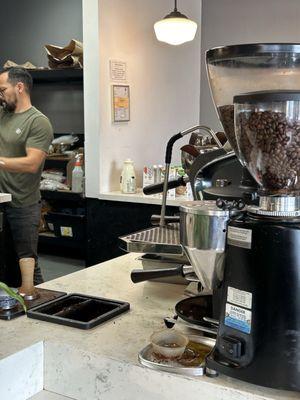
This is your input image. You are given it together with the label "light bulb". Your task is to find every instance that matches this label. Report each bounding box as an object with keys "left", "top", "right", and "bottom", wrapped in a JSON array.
[{"left": 154, "top": 17, "right": 197, "bottom": 45}]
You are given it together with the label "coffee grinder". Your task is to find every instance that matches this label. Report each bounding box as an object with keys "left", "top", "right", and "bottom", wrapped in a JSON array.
[{"left": 205, "top": 44, "right": 300, "bottom": 391}]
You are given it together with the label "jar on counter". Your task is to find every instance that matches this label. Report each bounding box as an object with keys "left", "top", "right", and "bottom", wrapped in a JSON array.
[{"left": 120, "top": 159, "right": 136, "bottom": 194}]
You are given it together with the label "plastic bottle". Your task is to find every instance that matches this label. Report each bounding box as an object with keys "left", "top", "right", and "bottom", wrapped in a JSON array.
[
  {"left": 120, "top": 159, "right": 136, "bottom": 194},
  {"left": 72, "top": 156, "right": 84, "bottom": 193}
]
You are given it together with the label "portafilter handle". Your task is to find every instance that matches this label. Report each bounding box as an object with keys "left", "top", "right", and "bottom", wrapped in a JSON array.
[
  {"left": 143, "top": 176, "right": 188, "bottom": 196},
  {"left": 131, "top": 265, "right": 193, "bottom": 283}
]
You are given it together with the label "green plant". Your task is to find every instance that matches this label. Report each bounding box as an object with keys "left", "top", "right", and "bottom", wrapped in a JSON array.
[{"left": 0, "top": 282, "right": 27, "bottom": 312}]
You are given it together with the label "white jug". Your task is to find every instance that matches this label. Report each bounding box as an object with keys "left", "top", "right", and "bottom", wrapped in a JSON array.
[{"left": 120, "top": 159, "right": 136, "bottom": 194}]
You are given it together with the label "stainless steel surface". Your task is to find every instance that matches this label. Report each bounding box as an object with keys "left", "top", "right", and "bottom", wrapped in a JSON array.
[
  {"left": 259, "top": 196, "right": 300, "bottom": 212},
  {"left": 159, "top": 125, "right": 222, "bottom": 227},
  {"left": 180, "top": 201, "right": 231, "bottom": 250},
  {"left": 159, "top": 125, "right": 201, "bottom": 227},
  {"left": 0, "top": 288, "right": 19, "bottom": 310},
  {"left": 247, "top": 205, "right": 300, "bottom": 218},
  {"left": 215, "top": 179, "right": 229, "bottom": 188},
  {"left": 203, "top": 316, "right": 219, "bottom": 326},
  {"left": 138, "top": 335, "right": 215, "bottom": 377},
  {"left": 185, "top": 251, "right": 224, "bottom": 290},
  {"left": 22, "top": 291, "right": 40, "bottom": 301},
  {"left": 164, "top": 317, "right": 218, "bottom": 336},
  {"left": 201, "top": 126, "right": 223, "bottom": 149},
  {"left": 191, "top": 125, "right": 223, "bottom": 149},
  {"left": 180, "top": 200, "right": 233, "bottom": 218},
  {"left": 0, "top": 296, "right": 18, "bottom": 310},
  {"left": 191, "top": 150, "right": 236, "bottom": 200},
  {"left": 119, "top": 224, "right": 183, "bottom": 255},
  {"left": 184, "top": 273, "right": 200, "bottom": 282},
  {"left": 180, "top": 200, "right": 238, "bottom": 290},
  {"left": 159, "top": 163, "right": 171, "bottom": 227}
]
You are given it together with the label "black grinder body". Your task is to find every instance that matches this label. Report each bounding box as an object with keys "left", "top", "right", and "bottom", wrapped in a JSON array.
[{"left": 207, "top": 213, "right": 300, "bottom": 391}]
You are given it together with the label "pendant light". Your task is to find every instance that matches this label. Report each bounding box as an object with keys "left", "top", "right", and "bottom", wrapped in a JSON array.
[{"left": 154, "top": 0, "right": 198, "bottom": 46}]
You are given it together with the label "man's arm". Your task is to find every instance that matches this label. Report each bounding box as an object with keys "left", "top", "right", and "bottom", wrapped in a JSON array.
[{"left": 0, "top": 147, "right": 46, "bottom": 173}]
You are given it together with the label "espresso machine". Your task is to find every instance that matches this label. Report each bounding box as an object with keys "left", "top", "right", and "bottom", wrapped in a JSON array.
[{"left": 205, "top": 43, "right": 300, "bottom": 392}]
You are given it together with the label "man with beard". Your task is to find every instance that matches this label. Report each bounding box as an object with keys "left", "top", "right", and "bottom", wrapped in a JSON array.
[{"left": 0, "top": 67, "right": 53, "bottom": 286}]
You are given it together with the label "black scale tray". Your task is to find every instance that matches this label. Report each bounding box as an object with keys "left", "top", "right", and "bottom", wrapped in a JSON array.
[
  {"left": 27, "top": 293, "right": 130, "bottom": 329},
  {"left": 0, "top": 288, "right": 66, "bottom": 320}
]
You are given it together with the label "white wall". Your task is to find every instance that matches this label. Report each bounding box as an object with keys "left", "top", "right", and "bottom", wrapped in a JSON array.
[
  {"left": 200, "top": 0, "right": 300, "bottom": 133},
  {"left": 84, "top": 0, "right": 201, "bottom": 195},
  {"left": 83, "top": 0, "right": 101, "bottom": 198}
]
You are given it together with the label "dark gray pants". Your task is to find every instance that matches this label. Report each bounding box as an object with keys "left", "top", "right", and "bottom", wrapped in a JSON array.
[{"left": 4, "top": 202, "right": 44, "bottom": 285}]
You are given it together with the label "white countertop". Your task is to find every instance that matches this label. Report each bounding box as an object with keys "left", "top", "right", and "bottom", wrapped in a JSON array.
[
  {"left": 0, "top": 253, "right": 185, "bottom": 363},
  {"left": 1, "top": 253, "right": 299, "bottom": 400},
  {"left": 99, "top": 189, "right": 190, "bottom": 206}
]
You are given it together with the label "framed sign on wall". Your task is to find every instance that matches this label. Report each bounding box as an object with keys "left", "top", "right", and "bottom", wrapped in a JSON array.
[{"left": 111, "top": 84, "right": 130, "bottom": 122}]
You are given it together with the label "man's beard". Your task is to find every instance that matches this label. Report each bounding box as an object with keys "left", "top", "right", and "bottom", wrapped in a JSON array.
[{"left": 0, "top": 98, "right": 17, "bottom": 112}]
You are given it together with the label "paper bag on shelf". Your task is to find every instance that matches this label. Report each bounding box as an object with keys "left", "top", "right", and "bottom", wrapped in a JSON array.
[
  {"left": 3, "top": 60, "right": 37, "bottom": 69},
  {"left": 44, "top": 39, "right": 83, "bottom": 69}
]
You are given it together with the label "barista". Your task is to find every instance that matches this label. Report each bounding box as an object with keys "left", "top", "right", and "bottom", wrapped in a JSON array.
[{"left": 0, "top": 67, "right": 53, "bottom": 285}]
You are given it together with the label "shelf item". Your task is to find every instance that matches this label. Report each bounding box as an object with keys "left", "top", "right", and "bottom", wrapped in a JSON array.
[{"left": 45, "top": 212, "right": 85, "bottom": 241}]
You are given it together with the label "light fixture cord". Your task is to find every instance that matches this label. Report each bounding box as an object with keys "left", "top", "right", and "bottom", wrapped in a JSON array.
[{"left": 174, "top": 0, "right": 177, "bottom": 12}]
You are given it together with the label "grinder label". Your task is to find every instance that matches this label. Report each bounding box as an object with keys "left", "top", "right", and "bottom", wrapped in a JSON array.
[
  {"left": 227, "top": 226, "right": 252, "bottom": 249},
  {"left": 225, "top": 303, "right": 252, "bottom": 334},
  {"left": 227, "top": 286, "right": 252, "bottom": 309}
]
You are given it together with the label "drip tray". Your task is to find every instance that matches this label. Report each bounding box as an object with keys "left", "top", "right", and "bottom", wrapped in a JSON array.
[{"left": 27, "top": 293, "right": 130, "bottom": 329}]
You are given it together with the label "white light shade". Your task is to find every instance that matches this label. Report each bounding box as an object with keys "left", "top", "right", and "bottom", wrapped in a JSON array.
[{"left": 154, "top": 17, "right": 197, "bottom": 46}]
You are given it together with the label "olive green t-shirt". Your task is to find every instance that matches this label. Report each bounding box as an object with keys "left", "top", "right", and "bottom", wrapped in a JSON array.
[{"left": 0, "top": 106, "right": 53, "bottom": 207}]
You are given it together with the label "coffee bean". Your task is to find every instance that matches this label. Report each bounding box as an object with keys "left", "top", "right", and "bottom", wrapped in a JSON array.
[
  {"left": 236, "top": 109, "right": 300, "bottom": 192},
  {"left": 218, "top": 105, "right": 239, "bottom": 153},
  {"left": 218, "top": 104, "right": 300, "bottom": 192}
]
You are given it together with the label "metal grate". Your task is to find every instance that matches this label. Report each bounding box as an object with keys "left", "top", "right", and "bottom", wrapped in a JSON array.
[
  {"left": 119, "top": 223, "right": 182, "bottom": 255},
  {"left": 126, "top": 223, "right": 180, "bottom": 245}
]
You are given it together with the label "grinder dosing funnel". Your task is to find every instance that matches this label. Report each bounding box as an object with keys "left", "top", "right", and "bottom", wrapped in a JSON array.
[
  {"left": 206, "top": 43, "right": 300, "bottom": 156},
  {"left": 179, "top": 201, "right": 238, "bottom": 290}
]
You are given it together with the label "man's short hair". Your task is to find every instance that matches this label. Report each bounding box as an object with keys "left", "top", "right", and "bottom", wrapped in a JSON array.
[{"left": 0, "top": 67, "right": 33, "bottom": 94}]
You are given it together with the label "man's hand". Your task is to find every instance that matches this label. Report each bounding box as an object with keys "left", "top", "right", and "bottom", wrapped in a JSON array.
[{"left": 0, "top": 147, "right": 46, "bottom": 173}]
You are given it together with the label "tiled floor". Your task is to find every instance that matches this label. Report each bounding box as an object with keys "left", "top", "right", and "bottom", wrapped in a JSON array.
[{"left": 39, "top": 253, "right": 85, "bottom": 282}]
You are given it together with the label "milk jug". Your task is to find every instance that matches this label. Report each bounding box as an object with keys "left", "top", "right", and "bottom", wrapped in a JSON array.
[{"left": 120, "top": 159, "right": 136, "bottom": 193}]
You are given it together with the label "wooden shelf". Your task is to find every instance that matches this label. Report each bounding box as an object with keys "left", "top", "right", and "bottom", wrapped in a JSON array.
[{"left": 29, "top": 68, "right": 83, "bottom": 83}]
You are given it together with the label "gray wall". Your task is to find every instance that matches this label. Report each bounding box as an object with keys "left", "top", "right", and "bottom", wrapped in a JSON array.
[
  {"left": 0, "top": 0, "right": 82, "bottom": 67},
  {"left": 200, "top": 0, "right": 300, "bottom": 132},
  {"left": 0, "top": 0, "right": 84, "bottom": 133}
]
